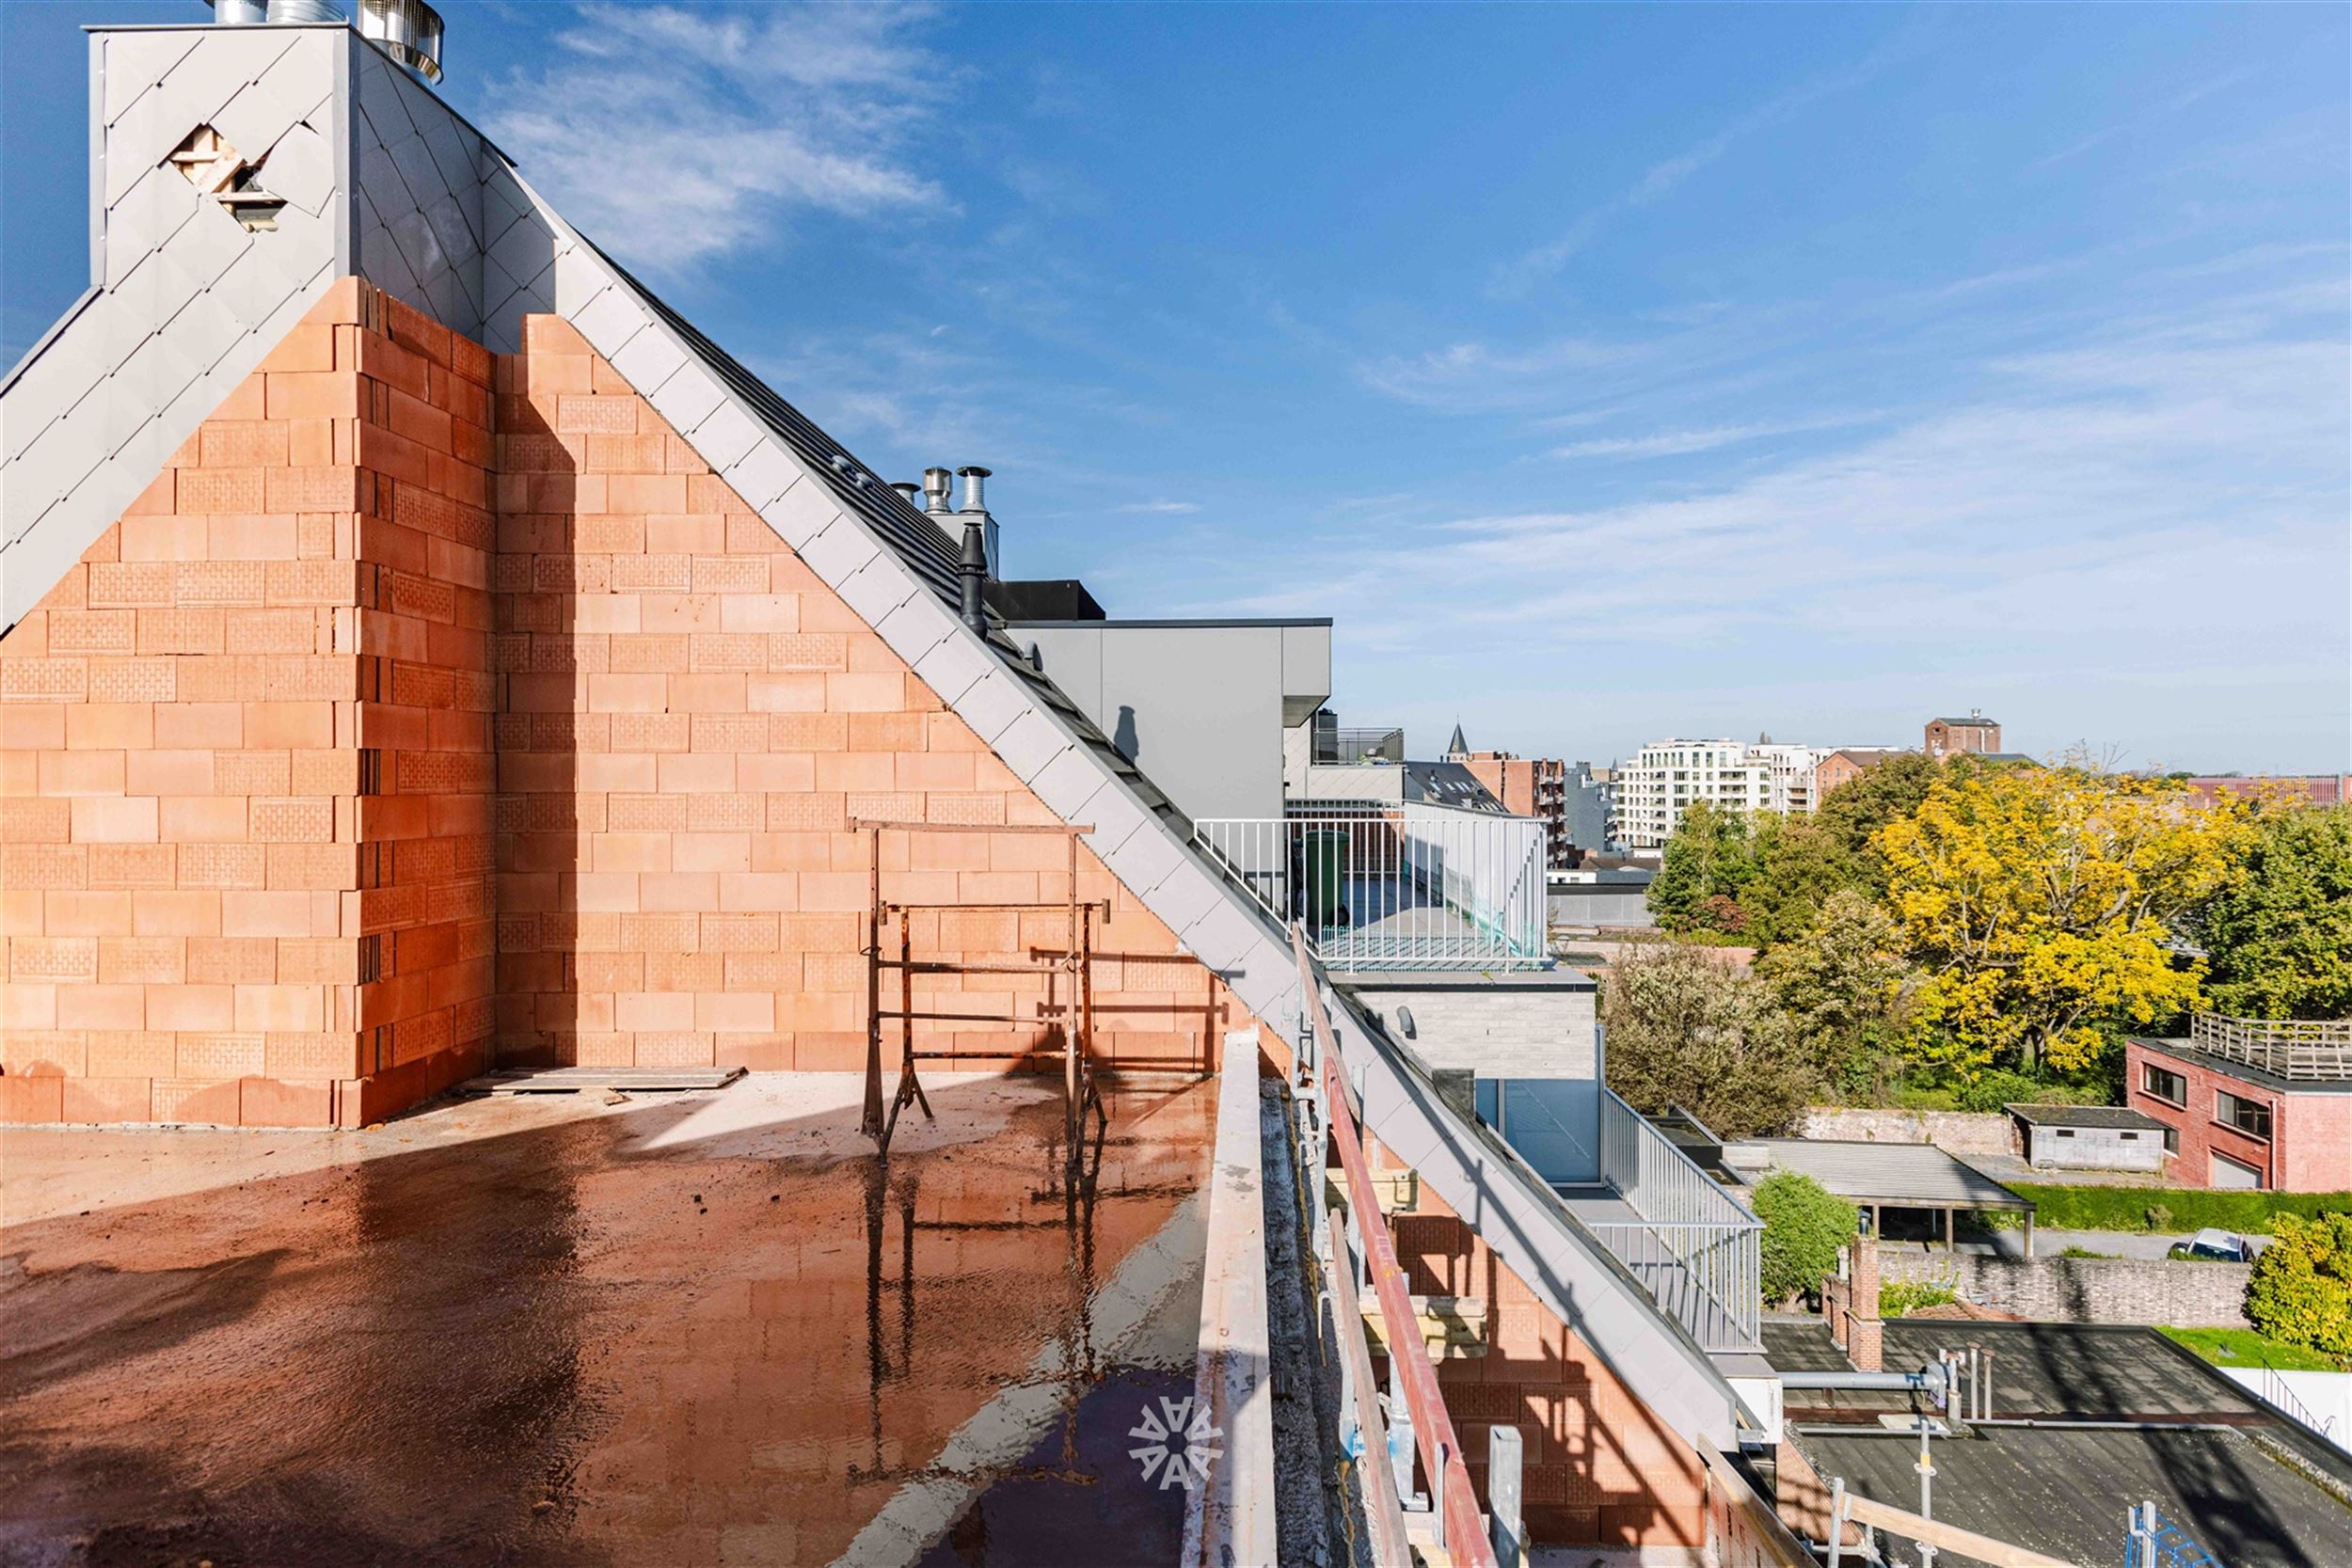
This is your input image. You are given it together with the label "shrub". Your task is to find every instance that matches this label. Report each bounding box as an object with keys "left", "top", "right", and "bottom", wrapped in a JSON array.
[
  {"left": 2005, "top": 1185, "right": 2352, "bottom": 1236},
  {"left": 1950, "top": 1069, "right": 2099, "bottom": 1114},
  {"left": 2058, "top": 1244, "right": 2113, "bottom": 1259},
  {"left": 1752, "top": 1171, "right": 1860, "bottom": 1307},
  {"left": 2244, "top": 1212, "right": 2352, "bottom": 1361},
  {"left": 1880, "top": 1280, "right": 1958, "bottom": 1317}
]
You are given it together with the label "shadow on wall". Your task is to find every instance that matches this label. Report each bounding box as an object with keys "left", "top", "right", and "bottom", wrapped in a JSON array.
[{"left": 1113, "top": 704, "right": 1139, "bottom": 765}]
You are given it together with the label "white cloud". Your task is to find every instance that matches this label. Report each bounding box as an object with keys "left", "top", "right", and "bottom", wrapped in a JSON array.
[
  {"left": 1549, "top": 416, "right": 1873, "bottom": 461},
  {"left": 1298, "top": 278, "right": 2349, "bottom": 768},
  {"left": 1112, "top": 499, "right": 1201, "bottom": 515},
  {"left": 482, "top": 3, "right": 948, "bottom": 274}
]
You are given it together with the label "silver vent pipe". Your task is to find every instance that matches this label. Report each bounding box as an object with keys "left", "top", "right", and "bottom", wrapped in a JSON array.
[
  {"left": 921, "top": 467, "right": 953, "bottom": 515},
  {"left": 210, "top": 0, "right": 444, "bottom": 85},
  {"left": 957, "top": 465, "right": 991, "bottom": 514}
]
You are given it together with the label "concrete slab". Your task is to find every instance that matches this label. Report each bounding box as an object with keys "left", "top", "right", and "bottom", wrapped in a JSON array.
[{"left": 0, "top": 1072, "right": 1218, "bottom": 1565}]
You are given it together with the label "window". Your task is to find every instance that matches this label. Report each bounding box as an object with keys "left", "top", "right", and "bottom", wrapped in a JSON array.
[
  {"left": 2055, "top": 1128, "right": 2076, "bottom": 1139},
  {"left": 2162, "top": 1127, "right": 2179, "bottom": 1155},
  {"left": 2216, "top": 1091, "right": 2271, "bottom": 1140},
  {"left": 2141, "top": 1064, "right": 2186, "bottom": 1106},
  {"left": 2118, "top": 1131, "right": 2139, "bottom": 1142}
]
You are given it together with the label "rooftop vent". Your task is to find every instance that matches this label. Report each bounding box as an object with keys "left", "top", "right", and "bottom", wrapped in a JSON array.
[
  {"left": 210, "top": 0, "right": 445, "bottom": 86},
  {"left": 921, "top": 467, "right": 953, "bottom": 515},
  {"left": 358, "top": 0, "right": 445, "bottom": 84}
]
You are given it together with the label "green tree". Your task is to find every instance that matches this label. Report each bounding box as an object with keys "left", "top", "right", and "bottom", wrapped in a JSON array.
[
  {"left": 1601, "top": 940, "right": 1820, "bottom": 1137},
  {"left": 2199, "top": 806, "right": 2352, "bottom": 1021},
  {"left": 1758, "top": 889, "right": 1918, "bottom": 1098},
  {"left": 2244, "top": 1212, "right": 2352, "bottom": 1362},
  {"left": 1740, "top": 813, "right": 1868, "bottom": 950},
  {"left": 1877, "top": 766, "right": 2247, "bottom": 1075},
  {"left": 1647, "top": 801, "right": 1758, "bottom": 934},
  {"left": 1752, "top": 1171, "right": 1860, "bottom": 1307}
]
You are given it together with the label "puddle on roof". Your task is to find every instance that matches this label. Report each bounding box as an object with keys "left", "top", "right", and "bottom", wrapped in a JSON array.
[{"left": 0, "top": 1074, "right": 1215, "bottom": 1568}]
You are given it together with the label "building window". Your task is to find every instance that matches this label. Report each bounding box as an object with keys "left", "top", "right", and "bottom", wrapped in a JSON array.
[
  {"left": 2055, "top": 1128, "right": 2076, "bottom": 1138},
  {"left": 2140, "top": 1064, "right": 2186, "bottom": 1106},
  {"left": 2215, "top": 1091, "right": 2271, "bottom": 1140},
  {"left": 2162, "top": 1126, "right": 2179, "bottom": 1156},
  {"left": 2118, "top": 1131, "right": 2139, "bottom": 1142}
]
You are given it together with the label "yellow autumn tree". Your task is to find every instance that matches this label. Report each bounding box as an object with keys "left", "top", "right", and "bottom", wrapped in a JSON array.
[{"left": 1875, "top": 764, "right": 2249, "bottom": 1075}]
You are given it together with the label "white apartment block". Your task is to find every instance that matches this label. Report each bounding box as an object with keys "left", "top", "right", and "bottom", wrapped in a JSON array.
[{"left": 1611, "top": 738, "right": 1831, "bottom": 849}]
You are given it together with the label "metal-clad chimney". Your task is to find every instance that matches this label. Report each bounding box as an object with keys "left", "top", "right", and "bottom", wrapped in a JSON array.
[
  {"left": 955, "top": 465, "right": 998, "bottom": 579},
  {"left": 922, "top": 467, "right": 953, "bottom": 515}
]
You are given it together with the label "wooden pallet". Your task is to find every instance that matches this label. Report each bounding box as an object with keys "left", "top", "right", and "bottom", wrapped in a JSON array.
[{"left": 469, "top": 1067, "right": 745, "bottom": 1096}]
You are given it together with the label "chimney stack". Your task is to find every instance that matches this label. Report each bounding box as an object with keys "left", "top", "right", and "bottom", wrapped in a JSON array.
[
  {"left": 953, "top": 465, "right": 998, "bottom": 579},
  {"left": 922, "top": 467, "right": 953, "bottom": 515}
]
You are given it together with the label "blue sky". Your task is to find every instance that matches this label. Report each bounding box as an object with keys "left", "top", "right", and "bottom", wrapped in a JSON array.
[{"left": 7, "top": 3, "right": 2347, "bottom": 772}]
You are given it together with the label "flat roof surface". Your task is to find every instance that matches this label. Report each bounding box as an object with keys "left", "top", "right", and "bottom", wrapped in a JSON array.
[
  {"left": 1775, "top": 1323, "right": 2352, "bottom": 1568},
  {"left": 2132, "top": 1037, "right": 2352, "bottom": 1093},
  {"left": 1741, "top": 1138, "right": 2031, "bottom": 1210},
  {"left": 2005, "top": 1102, "right": 2170, "bottom": 1131},
  {"left": 1803, "top": 1426, "right": 2348, "bottom": 1568}
]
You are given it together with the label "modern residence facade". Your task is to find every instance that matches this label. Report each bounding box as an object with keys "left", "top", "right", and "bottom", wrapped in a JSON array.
[
  {"left": 0, "top": 15, "right": 1814, "bottom": 1564},
  {"left": 1611, "top": 737, "right": 1828, "bottom": 850},
  {"left": 2125, "top": 1016, "right": 2352, "bottom": 1192}
]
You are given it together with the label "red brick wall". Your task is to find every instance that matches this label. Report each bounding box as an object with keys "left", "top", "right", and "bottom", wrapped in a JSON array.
[
  {"left": 1379, "top": 1143, "right": 1706, "bottom": 1547},
  {"left": 2126, "top": 1038, "right": 2350, "bottom": 1192},
  {"left": 1, "top": 284, "right": 1266, "bottom": 1126},
  {"left": 487, "top": 316, "right": 1254, "bottom": 1076}
]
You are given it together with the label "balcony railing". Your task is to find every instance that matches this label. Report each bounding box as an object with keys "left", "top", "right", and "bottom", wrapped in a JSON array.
[
  {"left": 1193, "top": 804, "right": 1547, "bottom": 970},
  {"left": 1311, "top": 726, "right": 1406, "bottom": 765},
  {"left": 2190, "top": 1014, "right": 2352, "bottom": 1081},
  {"left": 1594, "top": 1091, "right": 1761, "bottom": 1352}
]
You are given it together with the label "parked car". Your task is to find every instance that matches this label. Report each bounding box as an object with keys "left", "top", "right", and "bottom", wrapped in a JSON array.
[{"left": 2169, "top": 1228, "right": 2249, "bottom": 1262}]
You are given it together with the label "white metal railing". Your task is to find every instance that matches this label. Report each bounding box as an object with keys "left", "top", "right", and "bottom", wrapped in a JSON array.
[
  {"left": 1584, "top": 1223, "right": 1760, "bottom": 1354},
  {"left": 2191, "top": 1014, "right": 2352, "bottom": 1081},
  {"left": 1597, "top": 1090, "right": 1761, "bottom": 1350},
  {"left": 1193, "top": 804, "right": 1547, "bottom": 970}
]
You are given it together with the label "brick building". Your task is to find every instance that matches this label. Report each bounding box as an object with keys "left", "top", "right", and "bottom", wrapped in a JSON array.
[
  {"left": 1924, "top": 711, "right": 2000, "bottom": 759},
  {"left": 2125, "top": 1017, "right": 2352, "bottom": 1191},
  {"left": 1455, "top": 738, "right": 1574, "bottom": 868}
]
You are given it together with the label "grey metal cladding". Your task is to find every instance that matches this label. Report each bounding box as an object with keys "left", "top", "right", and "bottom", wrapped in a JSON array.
[
  {"left": 0, "top": 25, "right": 342, "bottom": 627},
  {"left": 347, "top": 42, "right": 486, "bottom": 340}
]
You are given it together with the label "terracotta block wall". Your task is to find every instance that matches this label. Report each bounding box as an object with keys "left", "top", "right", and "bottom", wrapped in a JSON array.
[
  {"left": 1379, "top": 1144, "right": 1707, "bottom": 1548},
  {"left": 3, "top": 288, "right": 1267, "bottom": 1125},
  {"left": 488, "top": 316, "right": 1253, "bottom": 1075},
  {"left": 347, "top": 289, "right": 500, "bottom": 1124},
  {"left": 4, "top": 280, "right": 400, "bottom": 1126}
]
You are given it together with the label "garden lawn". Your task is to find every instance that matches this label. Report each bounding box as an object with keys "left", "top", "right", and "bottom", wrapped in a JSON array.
[{"left": 2158, "top": 1327, "right": 2349, "bottom": 1374}]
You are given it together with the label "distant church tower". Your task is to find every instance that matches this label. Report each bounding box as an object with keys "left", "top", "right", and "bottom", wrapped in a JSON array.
[{"left": 1444, "top": 721, "right": 1469, "bottom": 761}]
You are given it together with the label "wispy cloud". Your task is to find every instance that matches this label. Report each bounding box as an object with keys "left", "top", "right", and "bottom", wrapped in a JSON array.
[
  {"left": 1493, "top": 30, "right": 1928, "bottom": 293},
  {"left": 1300, "top": 278, "right": 2346, "bottom": 752},
  {"left": 1112, "top": 499, "right": 1201, "bottom": 515},
  {"left": 484, "top": 3, "right": 948, "bottom": 274},
  {"left": 1549, "top": 416, "right": 1873, "bottom": 462}
]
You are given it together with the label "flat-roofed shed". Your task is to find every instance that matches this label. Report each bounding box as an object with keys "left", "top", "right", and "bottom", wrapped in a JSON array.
[{"left": 1739, "top": 1138, "right": 2039, "bottom": 1253}]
